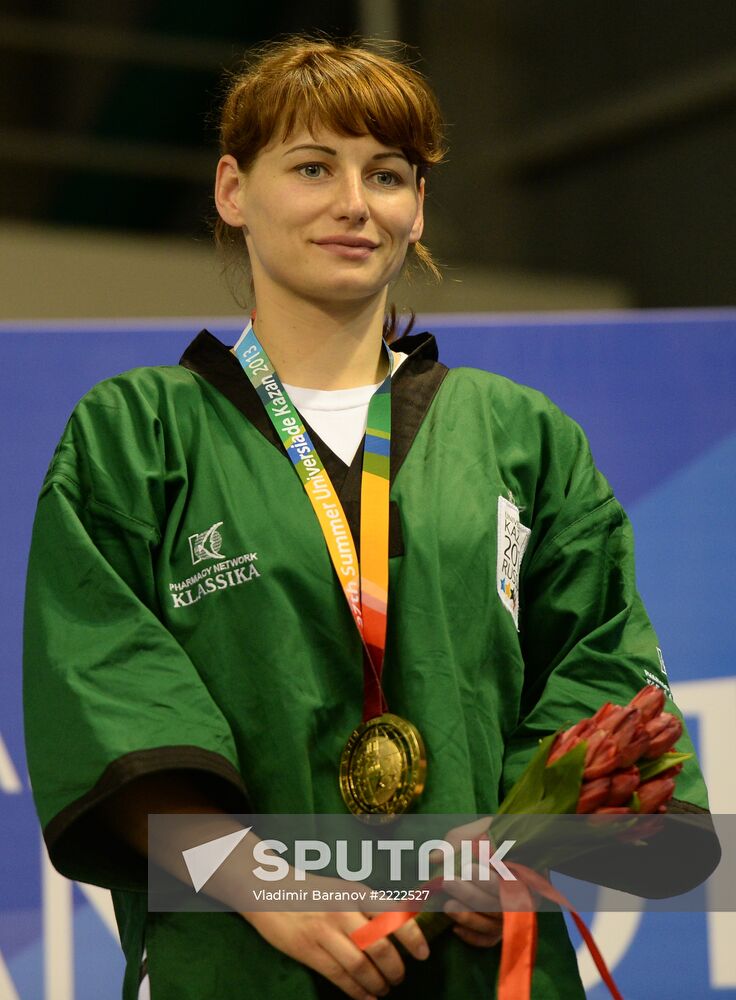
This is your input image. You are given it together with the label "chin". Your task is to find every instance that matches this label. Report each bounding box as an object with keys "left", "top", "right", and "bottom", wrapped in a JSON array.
[{"left": 298, "top": 275, "right": 390, "bottom": 305}]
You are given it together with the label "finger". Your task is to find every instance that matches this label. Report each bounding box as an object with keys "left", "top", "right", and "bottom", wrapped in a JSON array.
[
  {"left": 363, "top": 934, "right": 407, "bottom": 987},
  {"left": 312, "top": 943, "right": 382, "bottom": 1000},
  {"left": 452, "top": 923, "right": 503, "bottom": 949},
  {"left": 429, "top": 817, "right": 492, "bottom": 862},
  {"left": 443, "top": 816, "right": 493, "bottom": 848},
  {"left": 445, "top": 906, "right": 503, "bottom": 936},
  {"left": 323, "top": 925, "right": 397, "bottom": 996},
  {"left": 391, "top": 917, "right": 431, "bottom": 961},
  {"left": 442, "top": 875, "right": 501, "bottom": 912}
]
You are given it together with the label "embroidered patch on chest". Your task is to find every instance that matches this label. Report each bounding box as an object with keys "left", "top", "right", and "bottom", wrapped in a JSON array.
[
  {"left": 168, "top": 520, "right": 261, "bottom": 609},
  {"left": 497, "top": 495, "right": 531, "bottom": 629}
]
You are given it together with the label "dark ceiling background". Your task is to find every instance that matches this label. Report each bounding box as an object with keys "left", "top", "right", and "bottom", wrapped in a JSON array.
[{"left": 1, "top": 1, "right": 735, "bottom": 308}]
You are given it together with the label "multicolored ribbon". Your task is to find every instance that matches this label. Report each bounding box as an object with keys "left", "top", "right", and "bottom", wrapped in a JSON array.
[{"left": 232, "top": 321, "right": 392, "bottom": 718}]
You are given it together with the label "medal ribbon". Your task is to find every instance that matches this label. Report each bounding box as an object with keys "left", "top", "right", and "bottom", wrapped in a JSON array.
[{"left": 233, "top": 321, "right": 392, "bottom": 719}]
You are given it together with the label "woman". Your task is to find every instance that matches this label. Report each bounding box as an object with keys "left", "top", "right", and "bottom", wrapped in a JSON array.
[{"left": 24, "top": 37, "right": 710, "bottom": 1000}]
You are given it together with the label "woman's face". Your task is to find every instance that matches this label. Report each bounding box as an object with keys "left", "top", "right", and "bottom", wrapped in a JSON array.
[{"left": 215, "top": 126, "right": 425, "bottom": 308}]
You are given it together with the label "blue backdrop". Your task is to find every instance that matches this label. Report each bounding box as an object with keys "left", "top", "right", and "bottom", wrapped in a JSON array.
[{"left": 1, "top": 309, "right": 734, "bottom": 998}]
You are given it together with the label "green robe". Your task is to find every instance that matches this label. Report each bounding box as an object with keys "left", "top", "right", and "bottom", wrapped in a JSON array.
[{"left": 24, "top": 330, "right": 710, "bottom": 998}]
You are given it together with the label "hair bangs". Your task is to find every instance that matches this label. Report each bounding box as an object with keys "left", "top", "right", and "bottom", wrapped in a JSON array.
[
  {"left": 272, "top": 53, "right": 436, "bottom": 171},
  {"left": 223, "top": 42, "right": 444, "bottom": 176}
]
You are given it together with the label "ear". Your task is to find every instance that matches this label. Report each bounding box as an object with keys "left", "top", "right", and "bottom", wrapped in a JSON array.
[
  {"left": 408, "top": 177, "right": 425, "bottom": 245},
  {"left": 214, "top": 155, "right": 247, "bottom": 228}
]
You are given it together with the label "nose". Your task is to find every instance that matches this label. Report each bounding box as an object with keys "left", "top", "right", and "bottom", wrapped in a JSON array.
[{"left": 332, "top": 168, "right": 369, "bottom": 224}]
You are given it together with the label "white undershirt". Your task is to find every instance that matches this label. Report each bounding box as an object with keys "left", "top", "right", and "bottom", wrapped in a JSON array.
[{"left": 282, "top": 352, "right": 408, "bottom": 465}]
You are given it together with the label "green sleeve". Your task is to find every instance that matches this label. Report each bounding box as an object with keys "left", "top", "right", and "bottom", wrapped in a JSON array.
[
  {"left": 23, "top": 379, "right": 248, "bottom": 890},
  {"left": 501, "top": 404, "right": 710, "bottom": 813}
]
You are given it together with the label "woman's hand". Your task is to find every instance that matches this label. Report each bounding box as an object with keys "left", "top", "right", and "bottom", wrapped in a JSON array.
[
  {"left": 242, "top": 908, "right": 429, "bottom": 1000},
  {"left": 431, "top": 816, "right": 504, "bottom": 949},
  {"left": 444, "top": 903, "right": 503, "bottom": 948},
  {"left": 440, "top": 863, "right": 504, "bottom": 948}
]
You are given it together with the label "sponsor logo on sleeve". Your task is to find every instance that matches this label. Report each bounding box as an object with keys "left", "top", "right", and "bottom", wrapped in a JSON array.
[
  {"left": 644, "top": 647, "right": 672, "bottom": 695},
  {"left": 497, "top": 495, "right": 531, "bottom": 630}
]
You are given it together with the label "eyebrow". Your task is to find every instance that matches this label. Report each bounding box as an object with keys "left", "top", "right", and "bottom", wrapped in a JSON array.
[{"left": 282, "top": 143, "right": 410, "bottom": 164}]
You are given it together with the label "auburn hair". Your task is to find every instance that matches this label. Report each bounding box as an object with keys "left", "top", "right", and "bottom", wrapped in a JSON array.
[{"left": 214, "top": 36, "right": 446, "bottom": 331}]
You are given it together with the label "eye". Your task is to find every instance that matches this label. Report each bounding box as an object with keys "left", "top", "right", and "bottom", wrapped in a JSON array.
[
  {"left": 372, "top": 170, "right": 402, "bottom": 187},
  {"left": 297, "top": 163, "right": 327, "bottom": 179}
]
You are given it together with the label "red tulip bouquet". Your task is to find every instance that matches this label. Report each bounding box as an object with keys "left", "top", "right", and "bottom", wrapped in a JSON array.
[
  {"left": 486, "top": 682, "right": 689, "bottom": 857},
  {"left": 351, "top": 685, "right": 691, "bottom": 999},
  {"left": 543, "top": 684, "right": 687, "bottom": 816}
]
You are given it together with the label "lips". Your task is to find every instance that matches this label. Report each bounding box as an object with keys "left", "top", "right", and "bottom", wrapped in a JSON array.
[
  {"left": 313, "top": 236, "right": 379, "bottom": 248},
  {"left": 313, "top": 237, "right": 378, "bottom": 260}
]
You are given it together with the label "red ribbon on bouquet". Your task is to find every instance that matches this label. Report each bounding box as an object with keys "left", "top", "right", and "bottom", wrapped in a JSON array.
[
  {"left": 350, "top": 864, "right": 623, "bottom": 1000},
  {"left": 496, "top": 864, "right": 623, "bottom": 1000}
]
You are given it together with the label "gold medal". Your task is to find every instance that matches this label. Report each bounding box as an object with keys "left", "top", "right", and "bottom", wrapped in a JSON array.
[{"left": 339, "top": 713, "right": 427, "bottom": 818}]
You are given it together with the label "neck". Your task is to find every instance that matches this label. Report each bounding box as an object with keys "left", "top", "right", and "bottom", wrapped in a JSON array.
[{"left": 248, "top": 285, "right": 390, "bottom": 390}]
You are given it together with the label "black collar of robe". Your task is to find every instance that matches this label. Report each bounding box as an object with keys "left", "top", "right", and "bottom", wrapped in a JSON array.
[{"left": 179, "top": 329, "right": 449, "bottom": 557}]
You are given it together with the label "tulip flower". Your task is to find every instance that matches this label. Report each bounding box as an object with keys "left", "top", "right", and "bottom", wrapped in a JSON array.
[
  {"left": 590, "top": 703, "right": 624, "bottom": 733},
  {"left": 607, "top": 767, "right": 640, "bottom": 806},
  {"left": 583, "top": 734, "right": 621, "bottom": 780},
  {"left": 629, "top": 684, "right": 666, "bottom": 723},
  {"left": 546, "top": 718, "right": 597, "bottom": 765},
  {"left": 643, "top": 713, "right": 683, "bottom": 759},
  {"left": 616, "top": 727, "right": 650, "bottom": 769},
  {"left": 576, "top": 777, "right": 612, "bottom": 814},
  {"left": 636, "top": 776, "right": 677, "bottom": 814}
]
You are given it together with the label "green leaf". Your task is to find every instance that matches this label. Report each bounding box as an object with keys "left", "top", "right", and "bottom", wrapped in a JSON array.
[
  {"left": 637, "top": 751, "right": 692, "bottom": 783},
  {"left": 539, "top": 741, "right": 587, "bottom": 813},
  {"left": 497, "top": 734, "right": 558, "bottom": 815},
  {"left": 497, "top": 734, "right": 587, "bottom": 816}
]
